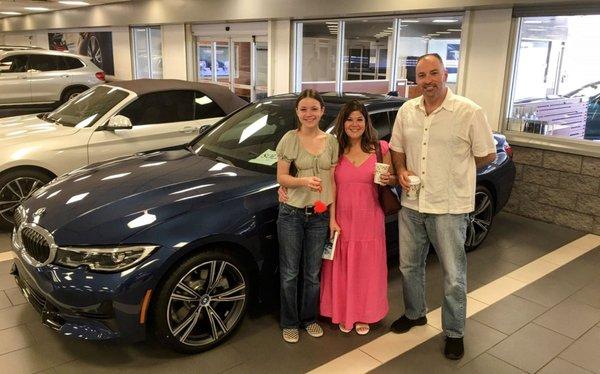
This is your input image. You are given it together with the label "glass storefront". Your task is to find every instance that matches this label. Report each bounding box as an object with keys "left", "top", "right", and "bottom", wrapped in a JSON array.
[
  {"left": 506, "top": 15, "right": 600, "bottom": 141},
  {"left": 131, "top": 26, "right": 163, "bottom": 79},
  {"left": 300, "top": 21, "right": 338, "bottom": 92},
  {"left": 294, "top": 15, "right": 463, "bottom": 96}
]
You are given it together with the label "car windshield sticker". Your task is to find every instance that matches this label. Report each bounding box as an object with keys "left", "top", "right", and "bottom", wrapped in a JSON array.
[{"left": 249, "top": 149, "right": 278, "bottom": 166}]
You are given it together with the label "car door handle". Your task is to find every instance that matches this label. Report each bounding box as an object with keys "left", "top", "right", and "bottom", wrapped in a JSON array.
[{"left": 179, "top": 126, "right": 198, "bottom": 134}]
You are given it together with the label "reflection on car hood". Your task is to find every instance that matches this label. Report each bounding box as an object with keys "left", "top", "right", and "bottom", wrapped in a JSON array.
[
  {"left": 0, "top": 114, "right": 78, "bottom": 143},
  {"left": 23, "top": 148, "right": 275, "bottom": 244}
]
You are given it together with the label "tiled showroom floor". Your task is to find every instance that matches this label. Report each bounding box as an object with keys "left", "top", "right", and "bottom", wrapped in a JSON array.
[{"left": 0, "top": 212, "right": 599, "bottom": 374}]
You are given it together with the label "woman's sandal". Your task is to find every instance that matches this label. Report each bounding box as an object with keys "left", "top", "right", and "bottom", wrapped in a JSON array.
[
  {"left": 339, "top": 323, "right": 352, "bottom": 333},
  {"left": 355, "top": 323, "right": 370, "bottom": 335}
]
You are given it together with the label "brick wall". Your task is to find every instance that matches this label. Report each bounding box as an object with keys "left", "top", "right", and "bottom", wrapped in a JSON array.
[{"left": 504, "top": 145, "right": 600, "bottom": 235}]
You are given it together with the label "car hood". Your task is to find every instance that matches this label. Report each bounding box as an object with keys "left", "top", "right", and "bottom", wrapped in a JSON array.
[
  {"left": 0, "top": 114, "right": 78, "bottom": 143},
  {"left": 23, "top": 148, "right": 275, "bottom": 244}
]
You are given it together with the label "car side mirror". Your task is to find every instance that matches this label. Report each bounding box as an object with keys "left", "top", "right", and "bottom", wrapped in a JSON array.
[{"left": 106, "top": 115, "right": 133, "bottom": 130}]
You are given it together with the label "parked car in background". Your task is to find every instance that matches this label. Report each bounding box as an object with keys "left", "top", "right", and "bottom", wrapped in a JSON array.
[
  {"left": 566, "top": 81, "right": 600, "bottom": 140},
  {"left": 0, "top": 49, "right": 105, "bottom": 106},
  {"left": 0, "top": 79, "right": 247, "bottom": 229},
  {"left": 10, "top": 93, "right": 515, "bottom": 353}
]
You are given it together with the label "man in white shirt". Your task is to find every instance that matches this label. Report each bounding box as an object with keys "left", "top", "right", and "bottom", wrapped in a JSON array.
[{"left": 389, "top": 53, "right": 496, "bottom": 360}]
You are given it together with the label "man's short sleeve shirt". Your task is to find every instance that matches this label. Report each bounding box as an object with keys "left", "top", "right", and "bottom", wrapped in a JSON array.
[{"left": 389, "top": 89, "right": 496, "bottom": 214}]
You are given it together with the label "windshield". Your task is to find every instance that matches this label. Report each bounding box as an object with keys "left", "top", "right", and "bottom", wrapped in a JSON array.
[
  {"left": 191, "top": 99, "right": 337, "bottom": 174},
  {"left": 46, "top": 86, "right": 130, "bottom": 128}
]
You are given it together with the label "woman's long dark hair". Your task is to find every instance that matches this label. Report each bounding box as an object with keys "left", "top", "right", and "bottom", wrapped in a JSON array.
[
  {"left": 294, "top": 89, "right": 325, "bottom": 129},
  {"left": 333, "top": 100, "right": 378, "bottom": 156}
]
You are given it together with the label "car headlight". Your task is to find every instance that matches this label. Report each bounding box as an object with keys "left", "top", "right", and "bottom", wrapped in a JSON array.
[{"left": 54, "top": 245, "right": 158, "bottom": 272}]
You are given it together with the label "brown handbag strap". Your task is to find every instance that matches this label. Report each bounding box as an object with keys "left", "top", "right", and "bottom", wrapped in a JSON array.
[
  {"left": 374, "top": 141, "right": 383, "bottom": 163},
  {"left": 374, "top": 141, "right": 384, "bottom": 196}
]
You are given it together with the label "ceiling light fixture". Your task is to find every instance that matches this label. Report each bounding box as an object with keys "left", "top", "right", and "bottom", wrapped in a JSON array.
[
  {"left": 59, "top": 1, "right": 90, "bottom": 5},
  {"left": 24, "top": 7, "right": 50, "bottom": 11},
  {"left": 433, "top": 19, "right": 458, "bottom": 23},
  {"left": 437, "top": 31, "right": 451, "bottom": 34},
  {"left": 447, "top": 29, "right": 462, "bottom": 32},
  {"left": 402, "top": 20, "right": 420, "bottom": 23},
  {"left": 0, "top": 11, "right": 22, "bottom": 15}
]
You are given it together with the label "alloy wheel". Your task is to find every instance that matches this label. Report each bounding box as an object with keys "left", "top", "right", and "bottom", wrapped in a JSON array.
[
  {"left": 166, "top": 260, "right": 246, "bottom": 347},
  {"left": 0, "top": 177, "right": 43, "bottom": 225},
  {"left": 465, "top": 189, "right": 494, "bottom": 250}
]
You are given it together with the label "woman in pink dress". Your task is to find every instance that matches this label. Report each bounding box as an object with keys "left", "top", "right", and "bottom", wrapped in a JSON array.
[{"left": 320, "top": 100, "right": 397, "bottom": 334}]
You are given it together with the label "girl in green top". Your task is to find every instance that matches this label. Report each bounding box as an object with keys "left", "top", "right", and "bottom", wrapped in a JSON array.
[{"left": 276, "top": 89, "right": 339, "bottom": 343}]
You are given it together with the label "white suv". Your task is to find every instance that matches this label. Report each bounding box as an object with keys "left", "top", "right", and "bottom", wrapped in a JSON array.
[{"left": 0, "top": 49, "right": 105, "bottom": 106}]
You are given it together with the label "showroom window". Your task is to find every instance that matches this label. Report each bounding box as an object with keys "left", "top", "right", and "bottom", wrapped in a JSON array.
[
  {"left": 506, "top": 14, "right": 600, "bottom": 142},
  {"left": 131, "top": 26, "right": 163, "bottom": 79},
  {"left": 293, "top": 15, "right": 463, "bottom": 96}
]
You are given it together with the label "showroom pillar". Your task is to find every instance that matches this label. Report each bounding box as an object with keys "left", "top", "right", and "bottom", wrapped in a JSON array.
[{"left": 162, "top": 24, "right": 187, "bottom": 80}]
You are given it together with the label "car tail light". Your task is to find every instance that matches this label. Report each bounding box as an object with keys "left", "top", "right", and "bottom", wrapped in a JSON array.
[
  {"left": 503, "top": 142, "right": 513, "bottom": 158},
  {"left": 95, "top": 71, "right": 106, "bottom": 81}
]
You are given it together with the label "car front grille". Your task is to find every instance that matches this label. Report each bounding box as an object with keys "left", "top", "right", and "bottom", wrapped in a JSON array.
[{"left": 21, "top": 227, "right": 51, "bottom": 264}]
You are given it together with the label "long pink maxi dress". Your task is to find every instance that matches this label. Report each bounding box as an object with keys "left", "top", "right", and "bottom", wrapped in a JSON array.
[{"left": 320, "top": 140, "right": 389, "bottom": 328}]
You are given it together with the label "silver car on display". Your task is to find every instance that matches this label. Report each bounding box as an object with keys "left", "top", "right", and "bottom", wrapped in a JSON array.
[
  {"left": 0, "top": 49, "right": 105, "bottom": 106},
  {"left": 0, "top": 79, "right": 247, "bottom": 229}
]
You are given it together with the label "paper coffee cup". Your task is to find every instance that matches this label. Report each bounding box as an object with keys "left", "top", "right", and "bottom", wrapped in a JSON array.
[
  {"left": 374, "top": 163, "right": 390, "bottom": 185},
  {"left": 406, "top": 175, "right": 421, "bottom": 200}
]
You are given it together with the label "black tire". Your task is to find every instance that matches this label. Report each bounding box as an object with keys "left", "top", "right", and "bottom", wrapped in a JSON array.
[
  {"left": 151, "top": 249, "right": 250, "bottom": 354},
  {"left": 0, "top": 169, "right": 53, "bottom": 230},
  {"left": 465, "top": 185, "right": 495, "bottom": 251},
  {"left": 60, "top": 87, "right": 86, "bottom": 104}
]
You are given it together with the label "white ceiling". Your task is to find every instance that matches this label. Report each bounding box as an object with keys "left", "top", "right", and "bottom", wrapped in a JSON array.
[{"left": 0, "top": 0, "right": 129, "bottom": 19}]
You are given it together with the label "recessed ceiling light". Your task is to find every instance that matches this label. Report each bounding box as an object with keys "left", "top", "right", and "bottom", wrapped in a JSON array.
[
  {"left": 59, "top": 1, "right": 90, "bottom": 5},
  {"left": 402, "top": 20, "right": 420, "bottom": 23},
  {"left": 437, "top": 31, "right": 451, "bottom": 34},
  {"left": 24, "top": 7, "right": 50, "bottom": 11},
  {"left": 433, "top": 19, "right": 458, "bottom": 23},
  {"left": 0, "top": 11, "right": 22, "bottom": 15},
  {"left": 447, "top": 29, "right": 462, "bottom": 32}
]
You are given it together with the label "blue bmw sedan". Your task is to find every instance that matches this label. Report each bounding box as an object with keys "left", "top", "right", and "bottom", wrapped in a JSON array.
[{"left": 11, "top": 93, "right": 515, "bottom": 353}]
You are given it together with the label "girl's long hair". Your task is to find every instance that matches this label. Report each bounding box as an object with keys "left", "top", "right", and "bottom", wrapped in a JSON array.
[
  {"left": 295, "top": 89, "right": 325, "bottom": 129},
  {"left": 333, "top": 100, "right": 378, "bottom": 156}
]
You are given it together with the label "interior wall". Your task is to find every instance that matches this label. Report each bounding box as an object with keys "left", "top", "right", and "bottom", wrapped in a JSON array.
[
  {"left": 462, "top": 8, "right": 513, "bottom": 131},
  {"left": 161, "top": 24, "right": 187, "bottom": 80},
  {"left": 268, "top": 20, "right": 291, "bottom": 95},
  {"left": 111, "top": 27, "right": 132, "bottom": 80}
]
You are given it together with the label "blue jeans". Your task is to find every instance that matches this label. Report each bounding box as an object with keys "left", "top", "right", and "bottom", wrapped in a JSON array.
[
  {"left": 277, "top": 203, "right": 329, "bottom": 329},
  {"left": 399, "top": 207, "right": 468, "bottom": 338}
]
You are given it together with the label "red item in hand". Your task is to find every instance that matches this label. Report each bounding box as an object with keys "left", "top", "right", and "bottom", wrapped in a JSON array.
[{"left": 314, "top": 200, "right": 327, "bottom": 213}]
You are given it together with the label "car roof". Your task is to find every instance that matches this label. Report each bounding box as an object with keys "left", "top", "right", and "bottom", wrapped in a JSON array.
[
  {"left": 0, "top": 45, "right": 43, "bottom": 51},
  {"left": 106, "top": 79, "right": 249, "bottom": 114},
  {"left": 0, "top": 49, "right": 90, "bottom": 59},
  {"left": 263, "top": 92, "right": 405, "bottom": 110}
]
